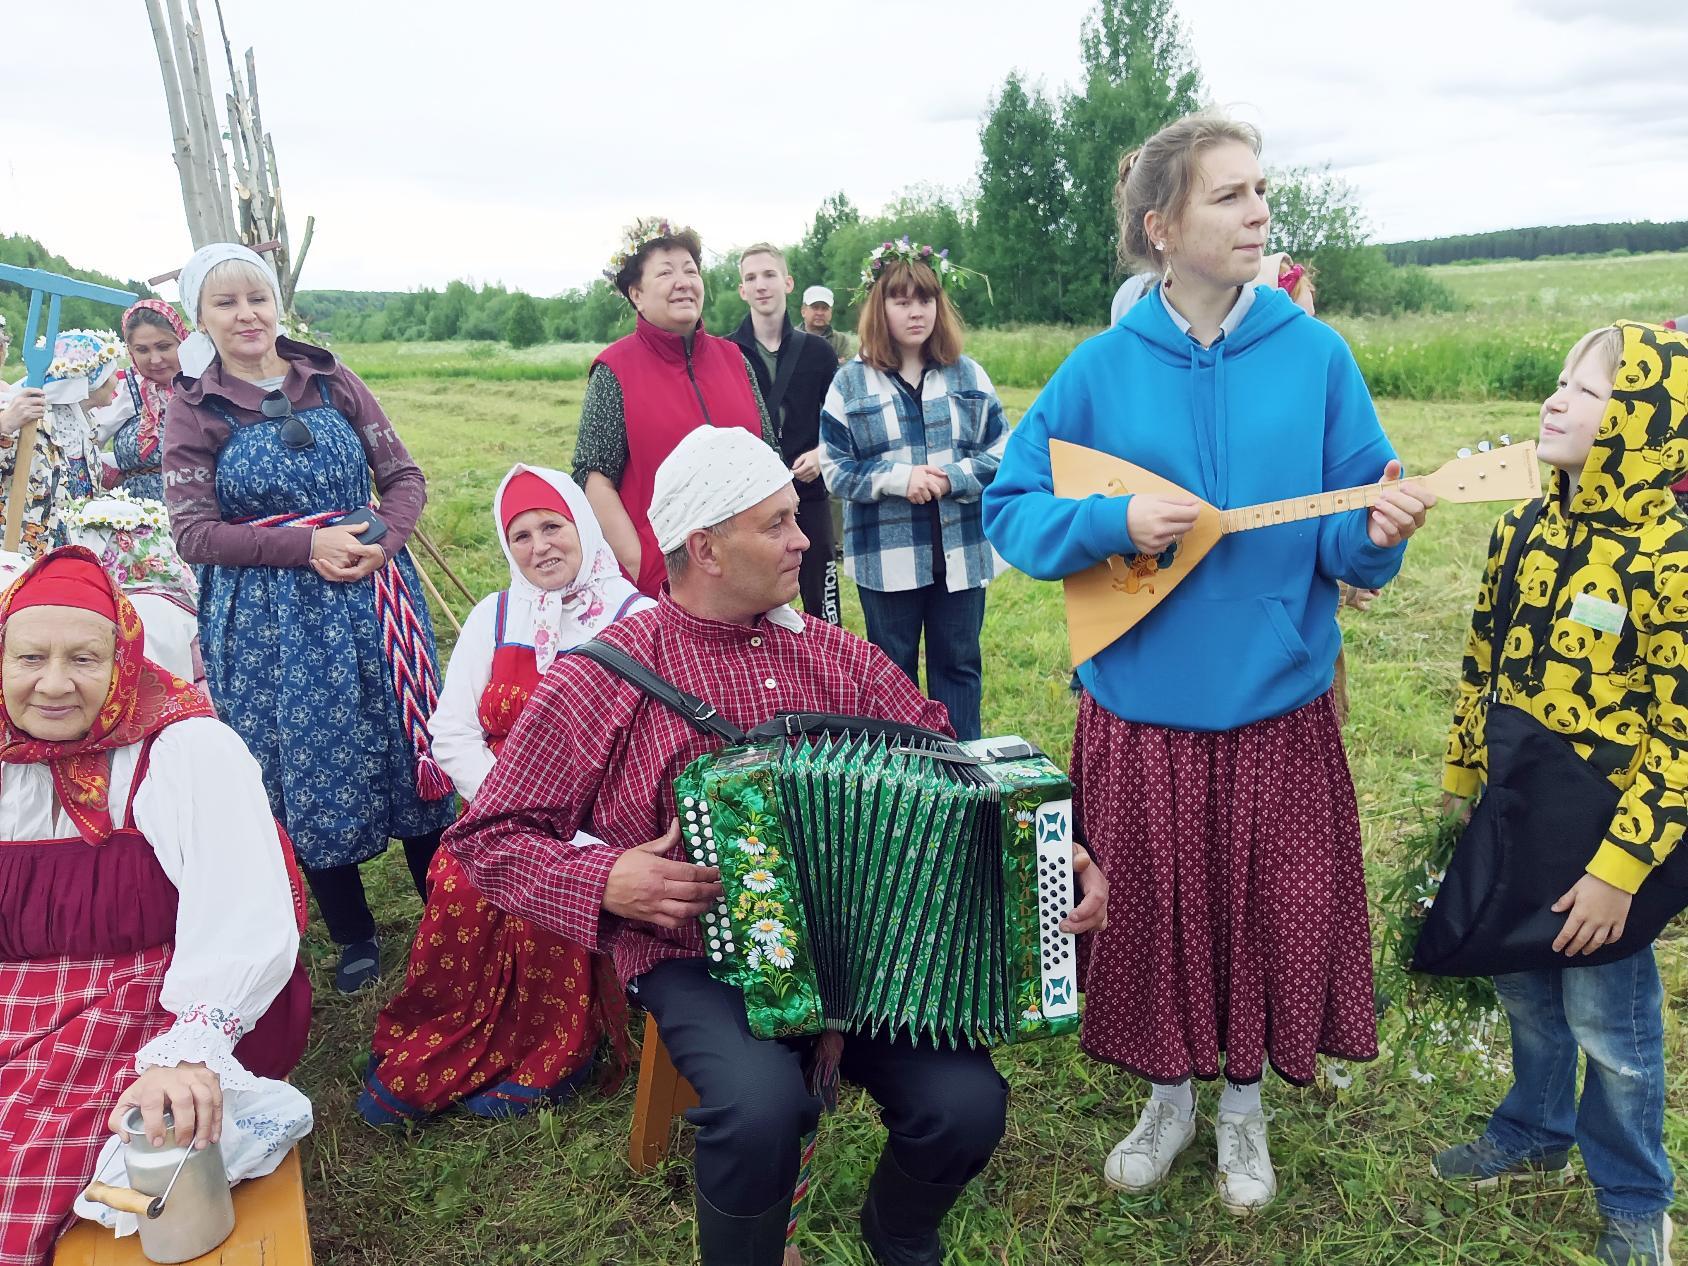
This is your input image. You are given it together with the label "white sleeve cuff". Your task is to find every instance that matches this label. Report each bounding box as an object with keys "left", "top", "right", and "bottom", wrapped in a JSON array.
[{"left": 134, "top": 1005, "right": 258, "bottom": 1093}]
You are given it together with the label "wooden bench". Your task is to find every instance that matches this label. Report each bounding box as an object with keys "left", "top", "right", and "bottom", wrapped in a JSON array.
[
  {"left": 627, "top": 1012, "right": 698, "bottom": 1173},
  {"left": 54, "top": 1145, "right": 312, "bottom": 1265}
]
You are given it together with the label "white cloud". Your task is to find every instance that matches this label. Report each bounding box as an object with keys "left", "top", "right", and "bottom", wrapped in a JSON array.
[{"left": 3, "top": 0, "right": 1683, "bottom": 295}]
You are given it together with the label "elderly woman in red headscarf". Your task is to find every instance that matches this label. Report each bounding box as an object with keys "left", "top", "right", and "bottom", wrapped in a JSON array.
[
  {"left": 93, "top": 301, "right": 190, "bottom": 501},
  {"left": 358, "top": 466, "right": 649, "bottom": 1125},
  {"left": 0, "top": 548, "right": 309, "bottom": 1266}
]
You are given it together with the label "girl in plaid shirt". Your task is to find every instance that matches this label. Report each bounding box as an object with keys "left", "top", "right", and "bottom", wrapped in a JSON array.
[{"left": 819, "top": 247, "right": 1007, "bottom": 740}]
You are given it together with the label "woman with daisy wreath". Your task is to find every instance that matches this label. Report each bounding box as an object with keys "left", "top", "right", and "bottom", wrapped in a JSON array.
[
  {"left": 573, "top": 217, "right": 777, "bottom": 597},
  {"left": 818, "top": 238, "right": 1007, "bottom": 740}
]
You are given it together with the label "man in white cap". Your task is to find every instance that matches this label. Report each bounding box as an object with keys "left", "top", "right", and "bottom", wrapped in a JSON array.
[
  {"left": 799, "top": 284, "right": 853, "bottom": 365},
  {"left": 449, "top": 426, "right": 1107, "bottom": 1266}
]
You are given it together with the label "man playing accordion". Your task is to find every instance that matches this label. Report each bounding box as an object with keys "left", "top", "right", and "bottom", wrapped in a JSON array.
[{"left": 448, "top": 426, "right": 1107, "bottom": 1266}]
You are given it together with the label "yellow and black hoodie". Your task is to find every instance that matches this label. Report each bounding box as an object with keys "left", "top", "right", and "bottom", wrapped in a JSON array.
[{"left": 1444, "top": 321, "right": 1688, "bottom": 894}]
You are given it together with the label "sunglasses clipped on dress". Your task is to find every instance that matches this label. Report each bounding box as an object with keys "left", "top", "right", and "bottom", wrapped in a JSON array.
[{"left": 261, "top": 390, "right": 315, "bottom": 450}]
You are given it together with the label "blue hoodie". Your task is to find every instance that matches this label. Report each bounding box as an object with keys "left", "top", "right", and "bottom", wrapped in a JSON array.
[{"left": 982, "top": 285, "right": 1406, "bottom": 732}]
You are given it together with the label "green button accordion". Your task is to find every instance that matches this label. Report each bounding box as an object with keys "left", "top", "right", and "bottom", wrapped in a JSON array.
[{"left": 675, "top": 733, "right": 1078, "bottom": 1047}]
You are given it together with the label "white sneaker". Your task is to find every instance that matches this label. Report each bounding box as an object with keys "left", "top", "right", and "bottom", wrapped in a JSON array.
[
  {"left": 1216, "top": 1109, "right": 1278, "bottom": 1214},
  {"left": 1104, "top": 1099, "right": 1197, "bottom": 1192}
]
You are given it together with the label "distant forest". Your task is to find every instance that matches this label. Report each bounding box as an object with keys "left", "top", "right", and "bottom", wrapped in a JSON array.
[{"left": 1384, "top": 221, "right": 1688, "bottom": 267}]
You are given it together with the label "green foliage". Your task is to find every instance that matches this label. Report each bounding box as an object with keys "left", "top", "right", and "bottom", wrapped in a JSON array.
[
  {"left": 503, "top": 293, "right": 545, "bottom": 348},
  {"left": 1373, "top": 804, "right": 1502, "bottom": 1070},
  {"left": 973, "top": 73, "right": 1072, "bottom": 323},
  {"left": 1267, "top": 164, "right": 1369, "bottom": 258},
  {"left": 1313, "top": 246, "right": 1460, "bottom": 317},
  {"left": 1387, "top": 220, "right": 1688, "bottom": 267},
  {"left": 1056, "top": 0, "right": 1203, "bottom": 317},
  {"left": 0, "top": 233, "right": 154, "bottom": 353}
]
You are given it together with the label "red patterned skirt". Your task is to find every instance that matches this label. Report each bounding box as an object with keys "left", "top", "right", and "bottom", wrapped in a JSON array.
[
  {"left": 1071, "top": 689, "right": 1377, "bottom": 1085},
  {"left": 359, "top": 851, "right": 624, "bottom": 1123}
]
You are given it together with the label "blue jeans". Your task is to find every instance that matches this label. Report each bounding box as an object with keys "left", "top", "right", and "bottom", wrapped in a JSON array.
[
  {"left": 1485, "top": 946, "right": 1674, "bottom": 1218},
  {"left": 857, "top": 583, "right": 987, "bottom": 741}
]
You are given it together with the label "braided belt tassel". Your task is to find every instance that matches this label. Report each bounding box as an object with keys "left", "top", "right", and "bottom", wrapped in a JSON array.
[
  {"left": 371, "top": 559, "right": 453, "bottom": 800},
  {"left": 786, "top": 1129, "right": 818, "bottom": 1251}
]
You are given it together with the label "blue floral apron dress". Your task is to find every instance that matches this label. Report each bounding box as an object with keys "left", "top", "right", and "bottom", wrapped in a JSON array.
[
  {"left": 197, "top": 379, "right": 454, "bottom": 869},
  {"left": 112, "top": 373, "right": 165, "bottom": 501}
]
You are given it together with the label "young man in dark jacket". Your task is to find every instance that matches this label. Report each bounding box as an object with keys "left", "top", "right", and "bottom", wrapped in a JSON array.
[{"left": 729, "top": 244, "right": 842, "bottom": 623}]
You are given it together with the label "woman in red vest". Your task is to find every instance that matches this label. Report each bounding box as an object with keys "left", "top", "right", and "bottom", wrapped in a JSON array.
[{"left": 573, "top": 217, "right": 777, "bottom": 595}]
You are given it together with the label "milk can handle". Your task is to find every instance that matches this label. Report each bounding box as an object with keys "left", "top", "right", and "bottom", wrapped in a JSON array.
[{"left": 82, "top": 1181, "right": 156, "bottom": 1217}]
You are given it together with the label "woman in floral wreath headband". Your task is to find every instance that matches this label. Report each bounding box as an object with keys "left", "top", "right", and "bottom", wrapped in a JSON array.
[
  {"left": 572, "top": 216, "right": 778, "bottom": 596},
  {"left": 818, "top": 237, "right": 1008, "bottom": 740},
  {"left": 0, "top": 330, "right": 124, "bottom": 558}
]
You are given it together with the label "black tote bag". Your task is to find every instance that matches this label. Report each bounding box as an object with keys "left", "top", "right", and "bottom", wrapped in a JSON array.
[{"left": 1413, "top": 499, "right": 1688, "bottom": 977}]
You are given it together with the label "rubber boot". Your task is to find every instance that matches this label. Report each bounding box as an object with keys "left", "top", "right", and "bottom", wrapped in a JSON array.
[
  {"left": 695, "top": 1188, "right": 791, "bottom": 1266},
  {"left": 859, "top": 1146, "right": 966, "bottom": 1266}
]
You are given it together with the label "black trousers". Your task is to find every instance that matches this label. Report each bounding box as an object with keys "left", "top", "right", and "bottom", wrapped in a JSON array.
[
  {"left": 303, "top": 831, "right": 442, "bottom": 945},
  {"left": 634, "top": 957, "right": 1007, "bottom": 1216},
  {"left": 796, "top": 496, "right": 840, "bottom": 626}
]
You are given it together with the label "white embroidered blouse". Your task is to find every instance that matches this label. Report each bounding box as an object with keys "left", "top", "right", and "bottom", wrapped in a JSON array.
[{"left": 0, "top": 715, "right": 299, "bottom": 1090}]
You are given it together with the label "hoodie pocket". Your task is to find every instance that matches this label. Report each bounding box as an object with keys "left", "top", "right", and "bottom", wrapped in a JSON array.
[{"left": 1118, "top": 595, "right": 1314, "bottom": 683}]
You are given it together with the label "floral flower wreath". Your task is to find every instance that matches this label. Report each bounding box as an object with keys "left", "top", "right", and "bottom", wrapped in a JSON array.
[
  {"left": 602, "top": 216, "right": 696, "bottom": 284},
  {"left": 43, "top": 328, "right": 124, "bottom": 386},
  {"left": 851, "top": 236, "right": 991, "bottom": 307}
]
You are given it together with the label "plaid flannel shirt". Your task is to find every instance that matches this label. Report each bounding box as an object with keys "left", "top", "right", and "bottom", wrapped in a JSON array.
[
  {"left": 819, "top": 355, "right": 1008, "bottom": 593},
  {"left": 443, "top": 592, "right": 951, "bottom": 986}
]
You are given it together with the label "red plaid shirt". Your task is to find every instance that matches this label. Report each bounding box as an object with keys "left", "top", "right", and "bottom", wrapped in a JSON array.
[{"left": 445, "top": 593, "right": 951, "bottom": 985}]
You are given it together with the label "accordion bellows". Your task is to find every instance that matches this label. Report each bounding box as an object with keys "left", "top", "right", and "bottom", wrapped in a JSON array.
[{"left": 677, "top": 734, "right": 1079, "bottom": 1047}]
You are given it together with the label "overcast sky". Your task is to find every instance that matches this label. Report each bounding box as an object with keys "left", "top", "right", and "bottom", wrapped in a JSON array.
[{"left": 5, "top": 0, "right": 1685, "bottom": 300}]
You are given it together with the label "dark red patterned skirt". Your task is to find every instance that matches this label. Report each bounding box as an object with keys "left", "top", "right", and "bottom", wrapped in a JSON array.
[
  {"left": 359, "top": 851, "right": 624, "bottom": 1123},
  {"left": 1071, "top": 689, "right": 1376, "bottom": 1085}
]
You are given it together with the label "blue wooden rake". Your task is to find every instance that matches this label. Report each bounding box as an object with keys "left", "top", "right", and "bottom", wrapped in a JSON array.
[{"left": 0, "top": 264, "right": 137, "bottom": 552}]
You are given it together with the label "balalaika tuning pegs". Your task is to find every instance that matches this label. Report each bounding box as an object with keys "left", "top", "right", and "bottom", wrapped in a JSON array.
[
  {"left": 1458, "top": 447, "right": 1473, "bottom": 459},
  {"left": 1478, "top": 440, "right": 1492, "bottom": 452},
  {"left": 1499, "top": 434, "right": 1512, "bottom": 445}
]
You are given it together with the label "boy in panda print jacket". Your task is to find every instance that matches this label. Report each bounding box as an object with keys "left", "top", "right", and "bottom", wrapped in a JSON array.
[{"left": 1437, "top": 321, "right": 1688, "bottom": 1266}]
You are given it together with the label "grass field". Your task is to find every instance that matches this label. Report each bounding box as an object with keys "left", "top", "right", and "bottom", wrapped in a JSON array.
[{"left": 289, "top": 253, "right": 1688, "bottom": 1262}]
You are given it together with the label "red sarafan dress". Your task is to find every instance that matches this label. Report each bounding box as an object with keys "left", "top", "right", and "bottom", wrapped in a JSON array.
[
  {"left": 361, "top": 592, "right": 625, "bottom": 1123},
  {"left": 0, "top": 547, "right": 309, "bottom": 1266}
]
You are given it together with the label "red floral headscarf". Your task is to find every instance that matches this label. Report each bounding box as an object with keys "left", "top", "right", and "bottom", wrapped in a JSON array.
[
  {"left": 0, "top": 546, "right": 214, "bottom": 842},
  {"left": 119, "top": 299, "right": 191, "bottom": 466}
]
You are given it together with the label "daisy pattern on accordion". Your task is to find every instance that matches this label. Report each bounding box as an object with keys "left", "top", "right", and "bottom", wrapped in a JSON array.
[{"left": 676, "top": 733, "right": 1079, "bottom": 1046}]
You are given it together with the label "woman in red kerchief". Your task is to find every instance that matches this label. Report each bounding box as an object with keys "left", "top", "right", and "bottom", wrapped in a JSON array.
[
  {"left": 358, "top": 466, "right": 648, "bottom": 1125},
  {"left": 0, "top": 548, "right": 309, "bottom": 1266},
  {"left": 96, "top": 301, "right": 190, "bottom": 501}
]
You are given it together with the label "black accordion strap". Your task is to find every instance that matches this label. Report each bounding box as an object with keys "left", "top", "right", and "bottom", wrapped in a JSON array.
[
  {"left": 567, "top": 640, "right": 749, "bottom": 744},
  {"left": 1487, "top": 495, "right": 1547, "bottom": 706},
  {"left": 744, "top": 711, "right": 971, "bottom": 758}
]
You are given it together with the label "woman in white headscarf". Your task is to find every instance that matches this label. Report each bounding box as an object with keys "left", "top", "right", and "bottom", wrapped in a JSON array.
[
  {"left": 358, "top": 464, "right": 650, "bottom": 1125},
  {"left": 163, "top": 243, "right": 455, "bottom": 995}
]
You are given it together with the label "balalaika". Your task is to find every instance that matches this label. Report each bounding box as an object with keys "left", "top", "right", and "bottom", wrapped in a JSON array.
[{"left": 676, "top": 733, "right": 1079, "bottom": 1048}]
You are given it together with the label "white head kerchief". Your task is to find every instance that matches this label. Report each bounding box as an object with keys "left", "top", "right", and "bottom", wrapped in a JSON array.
[
  {"left": 493, "top": 464, "right": 651, "bottom": 671},
  {"left": 175, "top": 243, "right": 282, "bottom": 379},
  {"left": 649, "top": 427, "right": 793, "bottom": 554}
]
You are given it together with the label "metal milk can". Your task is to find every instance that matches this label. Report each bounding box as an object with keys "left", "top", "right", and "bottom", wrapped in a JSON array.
[{"left": 82, "top": 1107, "right": 236, "bottom": 1263}]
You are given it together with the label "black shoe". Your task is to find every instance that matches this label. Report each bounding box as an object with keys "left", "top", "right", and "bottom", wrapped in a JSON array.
[
  {"left": 694, "top": 1189, "right": 790, "bottom": 1266},
  {"left": 859, "top": 1147, "right": 966, "bottom": 1266},
  {"left": 335, "top": 937, "right": 380, "bottom": 994}
]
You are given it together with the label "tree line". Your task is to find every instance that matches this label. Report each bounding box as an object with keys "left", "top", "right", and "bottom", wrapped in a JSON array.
[
  {"left": 1384, "top": 221, "right": 1688, "bottom": 268},
  {"left": 0, "top": 235, "right": 156, "bottom": 351}
]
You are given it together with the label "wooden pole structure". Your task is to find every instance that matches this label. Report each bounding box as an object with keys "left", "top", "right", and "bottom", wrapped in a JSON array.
[
  {"left": 406, "top": 548, "right": 463, "bottom": 636},
  {"left": 411, "top": 525, "right": 478, "bottom": 607}
]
